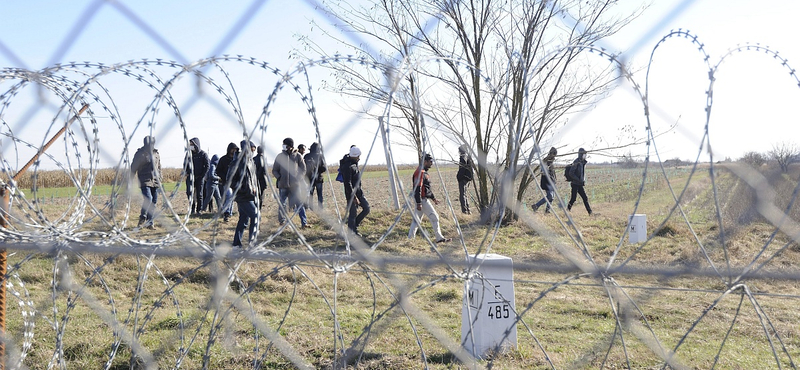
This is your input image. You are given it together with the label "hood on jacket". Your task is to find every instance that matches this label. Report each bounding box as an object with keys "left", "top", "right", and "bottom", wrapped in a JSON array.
[
  {"left": 190, "top": 137, "right": 201, "bottom": 152},
  {"left": 226, "top": 142, "right": 239, "bottom": 155},
  {"left": 210, "top": 154, "right": 219, "bottom": 165},
  {"left": 309, "top": 142, "right": 320, "bottom": 154},
  {"left": 143, "top": 136, "right": 155, "bottom": 148}
]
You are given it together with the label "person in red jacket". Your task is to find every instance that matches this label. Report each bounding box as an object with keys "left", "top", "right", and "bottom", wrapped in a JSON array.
[{"left": 408, "top": 154, "right": 451, "bottom": 243}]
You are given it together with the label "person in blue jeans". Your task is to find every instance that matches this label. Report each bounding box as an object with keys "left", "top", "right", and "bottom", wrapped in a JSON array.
[
  {"left": 533, "top": 147, "right": 557, "bottom": 213},
  {"left": 231, "top": 140, "right": 260, "bottom": 247},
  {"left": 272, "top": 138, "right": 308, "bottom": 227},
  {"left": 130, "top": 136, "right": 161, "bottom": 229},
  {"left": 202, "top": 154, "right": 221, "bottom": 212}
]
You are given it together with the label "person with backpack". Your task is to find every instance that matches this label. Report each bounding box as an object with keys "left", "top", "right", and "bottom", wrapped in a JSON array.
[
  {"left": 304, "top": 142, "right": 327, "bottom": 210},
  {"left": 533, "top": 147, "right": 558, "bottom": 213},
  {"left": 567, "top": 148, "right": 592, "bottom": 215},
  {"left": 456, "top": 145, "right": 474, "bottom": 214},
  {"left": 342, "top": 146, "right": 369, "bottom": 236},
  {"left": 336, "top": 145, "right": 356, "bottom": 183},
  {"left": 408, "top": 154, "right": 451, "bottom": 243}
]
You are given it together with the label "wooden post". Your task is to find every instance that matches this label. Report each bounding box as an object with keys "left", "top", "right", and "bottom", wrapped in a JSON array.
[{"left": 0, "top": 103, "right": 89, "bottom": 368}]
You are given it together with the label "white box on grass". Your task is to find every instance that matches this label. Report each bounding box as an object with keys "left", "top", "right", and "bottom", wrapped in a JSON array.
[
  {"left": 628, "top": 214, "right": 647, "bottom": 243},
  {"left": 461, "top": 254, "right": 517, "bottom": 358}
]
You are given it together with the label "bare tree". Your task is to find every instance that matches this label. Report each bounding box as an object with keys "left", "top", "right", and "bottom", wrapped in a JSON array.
[
  {"left": 309, "top": 0, "right": 644, "bottom": 219},
  {"left": 739, "top": 151, "right": 767, "bottom": 168},
  {"left": 769, "top": 141, "right": 798, "bottom": 173}
]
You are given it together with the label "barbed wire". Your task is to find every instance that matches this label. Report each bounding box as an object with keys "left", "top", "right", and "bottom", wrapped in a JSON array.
[{"left": 1, "top": 1, "right": 799, "bottom": 369}]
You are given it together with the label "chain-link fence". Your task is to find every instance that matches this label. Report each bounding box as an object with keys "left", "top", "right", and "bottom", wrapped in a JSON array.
[{"left": 1, "top": 0, "right": 799, "bottom": 369}]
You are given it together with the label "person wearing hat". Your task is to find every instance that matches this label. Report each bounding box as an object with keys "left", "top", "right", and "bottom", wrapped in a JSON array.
[
  {"left": 341, "top": 145, "right": 370, "bottom": 236},
  {"left": 408, "top": 154, "right": 451, "bottom": 243},
  {"left": 567, "top": 148, "right": 592, "bottom": 215},
  {"left": 533, "top": 147, "right": 558, "bottom": 213},
  {"left": 130, "top": 135, "right": 161, "bottom": 229},
  {"left": 230, "top": 139, "right": 260, "bottom": 247},
  {"left": 456, "top": 144, "right": 474, "bottom": 214},
  {"left": 272, "top": 137, "right": 309, "bottom": 227}
]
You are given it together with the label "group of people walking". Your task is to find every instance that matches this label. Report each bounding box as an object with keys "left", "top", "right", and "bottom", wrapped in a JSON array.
[
  {"left": 130, "top": 135, "right": 592, "bottom": 248},
  {"left": 130, "top": 135, "right": 329, "bottom": 247},
  {"left": 533, "top": 147, "right": 592, "bottom": 215}
]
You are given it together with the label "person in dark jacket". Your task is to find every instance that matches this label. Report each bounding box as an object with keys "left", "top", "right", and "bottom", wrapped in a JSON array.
[
  {"left": 304, "top": 142, "right": 327, "bottom": 210},
  {"left": 202, "top": 154, "right": 221, "bottom": 212},
  {"left": 254, "top": 146, "right": 269, "bottom": 209},
  {"left": 272, "top": 138, "right": 308, "bottom": 227},
  {"left": 533, "top": 147, "right": 558, "bottom": 213},
  {"left": 130, "top": 136, "right": 161, "bottom": 229},
  {"left": 231, "top": 140, "right": 260, "bottom": 247},
  {"left": 456, "top": 144, "right": 474, "bottom": 214},
  {"left": 408, "top": 154, "right": 451, "bottom": 243},
  {"left": 185, "top": 137, "right": 209, "bottom": 215},
  {"left": 342, "top": 146, "right": 369, "bottom": 236},
  {"left": 567, "top": 148, "right": 592, "bottom": 215},
  {"left": 216, "top": 142, "right": 239, "bottom": 222}
]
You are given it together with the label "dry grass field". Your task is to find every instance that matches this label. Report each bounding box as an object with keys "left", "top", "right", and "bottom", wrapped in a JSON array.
[{"left": 2, "top": 162, "right": 800, "bottom": 369}]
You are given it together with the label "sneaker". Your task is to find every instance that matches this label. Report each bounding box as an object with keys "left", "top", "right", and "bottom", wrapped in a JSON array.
[
  {"left": 532, "top": 204, "right": 540, "bottom": 212},
  {"left": 137, "top": 217, "right": 146, "bottom": 228},
  {"left": 146, "top": 223, "right": 156, "bottom": 230},
  {"left": 302, "top": 223, "right": 311, "bottom": 229},
  {"left": 224, "top": 213, "right": 230, "bottom": 222},
  {"left": 435, "top": 238, "right": 452, "bottom": 243}
]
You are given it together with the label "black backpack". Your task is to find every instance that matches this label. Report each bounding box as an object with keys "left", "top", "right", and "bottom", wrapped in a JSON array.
[{"left": 563, "top": 164, "right": 574, "bottom": 182}]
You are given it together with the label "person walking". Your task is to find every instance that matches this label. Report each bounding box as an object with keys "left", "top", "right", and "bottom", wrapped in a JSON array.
[
  {"left": 130, "top": 136, "right": 161, "bottom": 229},
  {"left": 342, "top": 146, "right": 370, "bottom": 236},
  {"left": 185, "top": 137, "right": 209, "bottom": 215},
  {"left": 272, "top": 138, "right": 308, "bottom": 227},
  {"left": 230, "top": 140, "right": 260, "bottom": 248},
  {"left": 567, "top": 148, "right": 592, "bottom": 215},
  {"left": 408, "top": 154, "right": 451, "bottom": 243},
  {"left": 456, "top": 145, "right": 474, "bottom": 214},
  {"left": 216, "top": 142, "right": 239, "bottom": 222},
  {"left": 533, "top": 147, "right": 558, "bottom": 213},
  {"left": 202, "top": 154, "right": 221, "bottom": 212},
  {"left": 304, "top": 142, "right": 327, "bottom": 210},
  {"left": 254, "top": 146, "right": 269, "bottom": 209}
]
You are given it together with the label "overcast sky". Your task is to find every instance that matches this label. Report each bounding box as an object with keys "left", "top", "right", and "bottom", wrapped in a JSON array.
[{"left": 1, "top": 0, "right": 798, "bottom": 170}]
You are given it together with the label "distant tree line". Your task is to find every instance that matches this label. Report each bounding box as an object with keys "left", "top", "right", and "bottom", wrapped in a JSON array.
[{"left": 739, "top": 141, "right": 799, "bottom": 173}]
